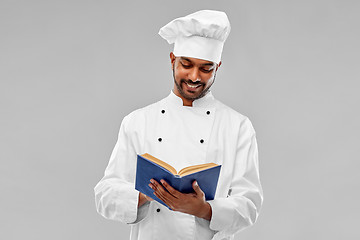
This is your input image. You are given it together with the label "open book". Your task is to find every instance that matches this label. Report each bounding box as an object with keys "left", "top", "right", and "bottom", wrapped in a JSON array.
[{"left": 135, "top": 153, "right": 221, "bottom": 208}]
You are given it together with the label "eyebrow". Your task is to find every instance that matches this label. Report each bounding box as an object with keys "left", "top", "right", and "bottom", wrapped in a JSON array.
[{"left": 180, "top": 57, "right": 215, "bottom": 67}]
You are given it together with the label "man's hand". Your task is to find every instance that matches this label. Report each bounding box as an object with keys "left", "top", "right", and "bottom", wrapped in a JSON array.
[
  {"left": 138, "top": 192, "right": 154, "bottom": 208},
  {"left": 149, "top": 179, "right": 212, "bottom": 221}
]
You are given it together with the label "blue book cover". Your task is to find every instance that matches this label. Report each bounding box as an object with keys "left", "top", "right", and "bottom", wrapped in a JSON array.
[{"left": 135, "top": 153, "right": 221, "bottom": 209}]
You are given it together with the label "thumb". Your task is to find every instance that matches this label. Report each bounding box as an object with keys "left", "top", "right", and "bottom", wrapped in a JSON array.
[{"left": 192, "top": 181, "right": 204, "bottom": 196}]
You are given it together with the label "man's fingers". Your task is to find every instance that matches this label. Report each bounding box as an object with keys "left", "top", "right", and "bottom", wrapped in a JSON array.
[
  {"left": 153, "top": 191, "right": 171, "bottom": 206},
  {"left": 150, "top": 179, "right": 174, "bottom": 203},
  {"left": 160, "top": 179, "right": 180, "bottom": 198}
]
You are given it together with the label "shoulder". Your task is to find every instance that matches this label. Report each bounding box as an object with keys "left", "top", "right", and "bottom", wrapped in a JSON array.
[
  {"left": 214, "top": 98, "right": 249, "bottom": 123},
  {"left": 121, "top": 98, "right": 164, "bottom": 128},
  {"left": 214, "top": 98, "right": 256, "bottom": 134}
]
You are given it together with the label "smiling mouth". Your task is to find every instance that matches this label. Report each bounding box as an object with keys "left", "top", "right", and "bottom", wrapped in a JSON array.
[{"left": 184, "top": 81, "right": 202, "bottom": 89}]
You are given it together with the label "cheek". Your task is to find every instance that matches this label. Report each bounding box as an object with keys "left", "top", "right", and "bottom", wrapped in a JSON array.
[
  {"left": 174, "top": 68, "right": 187, "bottom": 80},
  {"left": 202, "top": 73, "right": 215, "bottom": 86}
]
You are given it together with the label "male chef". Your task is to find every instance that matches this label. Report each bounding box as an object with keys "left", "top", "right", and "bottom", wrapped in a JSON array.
[{"left": 94, "top": 10, "right": 263, "bottom": 240}]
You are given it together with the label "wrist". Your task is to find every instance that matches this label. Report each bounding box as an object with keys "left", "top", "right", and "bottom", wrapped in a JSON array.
[
  {"left": 138, "top": 192, "right": 147, "bottom": 207},
  {"left": 198, "top": 202, "right": 212, "bottom": 221}
]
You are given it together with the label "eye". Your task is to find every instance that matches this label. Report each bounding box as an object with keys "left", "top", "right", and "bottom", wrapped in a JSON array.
[
  {"left": 200, "top": 68, "right": 212, "bottom": 73},
  {"left": 181, "top": 63, "right": 192, "bottom": 69}
]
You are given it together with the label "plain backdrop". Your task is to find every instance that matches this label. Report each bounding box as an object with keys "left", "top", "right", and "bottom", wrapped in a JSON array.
[{"left": 1, "top": 0, "right": 359, "bottom": 239}]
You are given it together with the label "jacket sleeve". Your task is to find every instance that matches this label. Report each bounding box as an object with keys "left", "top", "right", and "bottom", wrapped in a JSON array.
[
  {"left": 208, "top": 118, "right": 263, "bottom": 239},
  {"left": 94, "top": 115, "right": 149, "bottom": 224}
]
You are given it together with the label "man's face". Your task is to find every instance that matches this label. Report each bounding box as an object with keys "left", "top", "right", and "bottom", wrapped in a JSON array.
[{"left": 171, "top": 53, "right": 220, "bottom": 101}]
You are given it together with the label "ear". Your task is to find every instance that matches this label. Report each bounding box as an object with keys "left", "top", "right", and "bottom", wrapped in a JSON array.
[
  {"left": 216, "top": 61, "right": 222, "bottom": 71},
  {"left": 170, "top": 52, "right": 176, "bottom": 70}
]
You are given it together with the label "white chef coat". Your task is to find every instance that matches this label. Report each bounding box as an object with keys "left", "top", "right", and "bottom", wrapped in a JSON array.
[{"left": 94, "top": 90, "right": 263, "bottom": 240}]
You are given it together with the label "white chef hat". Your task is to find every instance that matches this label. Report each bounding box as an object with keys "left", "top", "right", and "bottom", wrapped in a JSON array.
[{"left": 159, "top": 10, "right": 231, "bottom": 64}]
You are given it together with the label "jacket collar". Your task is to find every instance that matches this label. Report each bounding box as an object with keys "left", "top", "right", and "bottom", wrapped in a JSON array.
[{"left": 166, "top": 90, "right": 215, "bottom": 108}]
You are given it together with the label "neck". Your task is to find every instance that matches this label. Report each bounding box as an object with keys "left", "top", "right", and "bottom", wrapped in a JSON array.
[{"left": 173, "top": 88, "right": 193, "bottom": 107}]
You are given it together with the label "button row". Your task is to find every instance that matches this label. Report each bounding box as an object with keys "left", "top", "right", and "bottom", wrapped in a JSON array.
[
  {"left": 158, "top": 138, "right": 204, "bottom": 143},
  {"left": 160, "top": 110, "right": 211, "bottom": 115}
]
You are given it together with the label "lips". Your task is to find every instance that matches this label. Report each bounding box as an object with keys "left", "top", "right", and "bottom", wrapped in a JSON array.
[
  {"left": 185, "top": 82, "right": 201, "bottom": 88},
  {"left": 182, "top": 80, "right": 203, "bottom": 92}
]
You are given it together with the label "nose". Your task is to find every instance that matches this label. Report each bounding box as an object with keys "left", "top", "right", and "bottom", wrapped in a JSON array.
[{"left": 188, "top": 68, "right": 201, "bottom": 82}]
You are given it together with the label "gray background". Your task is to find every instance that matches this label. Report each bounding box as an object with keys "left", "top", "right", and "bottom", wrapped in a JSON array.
[{"left": 1, "top": 0, "right": 359, "bottom": 239}]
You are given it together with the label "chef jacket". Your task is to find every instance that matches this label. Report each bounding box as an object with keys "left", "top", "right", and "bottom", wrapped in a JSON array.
[{"left": 94, "top": 90, "right": 263, "bottom": 240}]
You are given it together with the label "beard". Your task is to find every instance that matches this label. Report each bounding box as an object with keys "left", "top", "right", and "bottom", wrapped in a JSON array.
[{"left": 172, "top": 69, "right": 216, "bottom": 101}]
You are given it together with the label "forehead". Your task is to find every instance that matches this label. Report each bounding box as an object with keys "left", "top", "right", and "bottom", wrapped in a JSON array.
[{"left": 178, "top": 56, "right": 216, "bottom": 66}]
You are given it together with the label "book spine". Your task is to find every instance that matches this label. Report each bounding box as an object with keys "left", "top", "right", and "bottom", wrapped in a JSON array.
[
  {"left": 172, "top": 175, "right": 181, "bottom": 191},
  {"left": 178, "top": 176, "right": 189, "bottom": 193}
]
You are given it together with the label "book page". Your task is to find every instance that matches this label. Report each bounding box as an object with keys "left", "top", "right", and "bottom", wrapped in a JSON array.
[
  {"left": 141, "top": 153, "right": 178, "bottom": 175},
  {"left": 178, "top": 163, "right": 218, "bottom": 177}
]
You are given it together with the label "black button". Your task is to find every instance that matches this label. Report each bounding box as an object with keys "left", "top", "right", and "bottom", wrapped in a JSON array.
[
  {"left": 156, "top": 208, "right": 160, "bottom": 212},
  {"left": 161, "top": 110, "right": 165, "bottom": 114},
  {"left": 206, "top": 111, "right": 210, "bottom": 115},
  {"left": 200, "top": 139, "right": 204, "bottom": 144},
  {"left": 158, "top": 138, "right": 162, "bottom": 142}
]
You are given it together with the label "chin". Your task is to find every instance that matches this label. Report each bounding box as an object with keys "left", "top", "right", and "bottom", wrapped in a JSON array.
[{"left": 184, "top": 92, "right": 203, "bottom": 101}]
